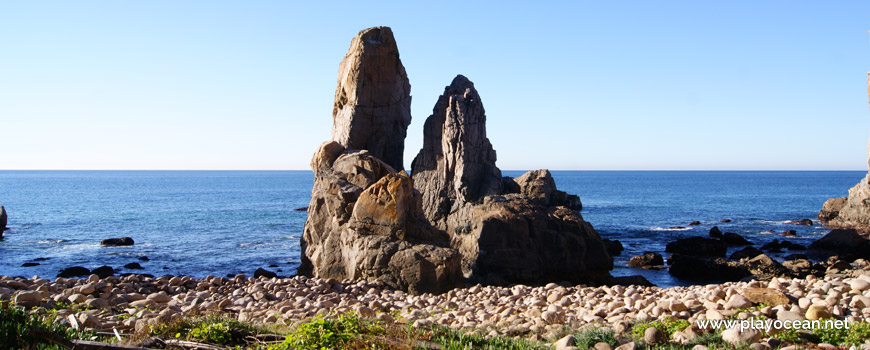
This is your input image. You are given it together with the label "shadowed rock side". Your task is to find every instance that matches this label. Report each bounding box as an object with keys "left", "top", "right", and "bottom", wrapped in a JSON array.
[
  {"left": 411, "top": 75, "right": 613, "bottom": 285},
  {"left": 299, "top": 142, "right": 461, "bottom": 294},
  {"left": 819, "top": 72, "right": 870, "bottom": 232},
  {"left": 330, "top": 26, "right": 411, "bottom": 171}
]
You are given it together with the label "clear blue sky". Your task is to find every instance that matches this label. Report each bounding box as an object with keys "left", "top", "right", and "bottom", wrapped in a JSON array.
[{"left": 1, "top": 1, "right": 868, "bottom": 170}]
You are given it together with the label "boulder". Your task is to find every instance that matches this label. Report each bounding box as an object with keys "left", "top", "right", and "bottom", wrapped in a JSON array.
[
  {"left": 709, "top": 226, "right": 723, "bottom": 238},
  {"left": 513, "top": 169, "right": 580, "bottom": 210},
  {"left": 742, "top": 254, "right": 790, "bottom": 278},
  {"left": 0, "top": 206, "right": 6, "bottom": 234},
  {"left": 101, "top": 237, "right": 134, "bottom": 246},
  {"left": 668, "top": 254, "right": 751, "bottom": 282},
  {"left": 818, "top": 73, "right": 870, "bottom": 231},
  {"left": 92, "top": 265, "right": 114, "bottom": 278},
  {"left": 14, "top": 291, "right": 42, "bottom": 308},
  {"left": 809, "top": 229, "right": 870, "bottom": 260},
  {"left": 721, "top": 232, "right": 752, "bottom": 246},
  {"left": 729, "top": 247, "right": 763, "bottom": 261},
  {"left": 689, "top": 221, "right": 701, "bottom": 226},
  {"left": 628, "top": 252, "right": 664, "bottom": 268},
  {"left": 58, "top": 266, "right": 91, "bottom": 278},
  {"left": 330, "top": 26, "right": 411, "bottom": 171},
  {"left": 741, "top": 287, "right": 790, "bottom": 306},
  {"left": 254, "top": 268, "right": 277, "bottom": 279},
  {"left": 781, "top": 230, "right": 797, "bottom": 237},
  {"left": 124, "top": 262, "right": 143, "bottom": 270},
  {"left": 784, "top": 219, "right": 813, "bottom": 226},
  {"left": 608, "top": 275, "right": 655, "bottom": 287},
  {"left": 410, "top": 75, "right": 504, "bottom": 226},
  {"left": 665, "top": 237, "right": 726, "bottom": 258},
  {"left": 603, "top": 239, "right": 624, "bottom": 256}
]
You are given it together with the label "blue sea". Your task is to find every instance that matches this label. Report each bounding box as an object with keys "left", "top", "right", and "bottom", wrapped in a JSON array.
[{"left": 0, "top": 170, "right": 863, "bottom": 288}]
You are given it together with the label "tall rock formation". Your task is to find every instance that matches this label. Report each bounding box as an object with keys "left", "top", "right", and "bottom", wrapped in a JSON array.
[
  {"left": 411, "top": 75, "right": 612, "bottom": 285},
  {"left": 0, "top": 206, "right": 7, "bottom": 238},
  {"left": 410, "top": 75, "right": 503, "bottom": 226},
  {"left": 330, "top": 26, "right": 411, "bottom": 171},
  {"left": 818, "top": 68, "right": 870, "bottom": 231},
  {"left": 299, "top": 27, "right": 460, "bottom": 294}
]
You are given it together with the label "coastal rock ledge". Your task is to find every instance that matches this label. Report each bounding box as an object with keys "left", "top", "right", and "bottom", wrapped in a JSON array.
[
  {"left": 300, "top": 26, "right": 613, "bottom": 294},
  {"left": 819, "top": 73, "right": 870, "bottom": 233}
]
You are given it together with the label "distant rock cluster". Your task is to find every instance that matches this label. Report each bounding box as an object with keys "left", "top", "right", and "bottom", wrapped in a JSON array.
[{"left": 299, "top": 27, "right": 613, "bottom": 294}]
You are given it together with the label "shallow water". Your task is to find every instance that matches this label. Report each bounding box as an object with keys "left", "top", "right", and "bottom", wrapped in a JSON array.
[{"left": 0, "top": 170, "right": 862, "bottom": 287}]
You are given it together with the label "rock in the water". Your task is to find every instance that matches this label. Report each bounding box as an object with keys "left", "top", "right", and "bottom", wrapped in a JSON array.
[
  {"left": 730, "top": 247, "right": 763, "bottom": 261},
  {"left": 58, "top": 266, "right": 91, "bottom": 278},
  {"left": 628, "top": 252, "right": 664, "bottom": 268},
  {"left": 254, "top": 268, "right": 277, "bottom": 279},
  {"left": 809, "top": 229, "right": 870, "bottom": 260},
  {"left": 410, "top": 75, "right": 504, "bottom": 226},
  {"left": 21, "top": 262, "right": 39, "bottom": 267},
  {"left": 742, "top": 254, "right": 790, "bottom": 278},
  {"left": 784, "top": 219, "right": 813, "bottom": 226},
  {"left": 819, "top": 197, "right": 847, "bottom": 222},
  {"left": 689, "top": 220, "right": 701, "bottom": 226},
  {"left": 101, "top": 237, "right": 134, "bottom": 247},
  {"left": 665, "top": 237, "right": 726, "bottom": 258},
  {"left": 124, "top": 262, "right": 144, "bottom": 270},
  {"left": 603, "top": 239, "right": 624, "bottom": 256},
  {"left": 721, "top": 232, "right": 752, "bottom": 246},
  {"left": 330, "top": 26, "right": 411, "bottom": 171},
  {"left": 92, "top": 266, "right": 114, "bottom": 278},
  {"left": 709, "top": 226, "right": 723, "bottom": 238},
  {"left": 0, "top": 206, "right": 7, "bottom": 235}
]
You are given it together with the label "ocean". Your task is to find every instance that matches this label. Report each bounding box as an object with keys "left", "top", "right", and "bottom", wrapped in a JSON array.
[{"left": 0, "top": 170, "right": 863, "bottom": 288}]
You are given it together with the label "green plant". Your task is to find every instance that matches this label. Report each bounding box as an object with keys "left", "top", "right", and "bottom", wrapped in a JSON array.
[
  {"left": 573, "top": 327, "right": 616, "bottom": 349},
  {"left": 150, "top": 315, "right": 260, "bottom": 346},
  {"left": 272, "top": 313, "right": 384, "bottom": 350},
  {"left": 812, "top": 319, "right": 849, "bottom": 345},
  {"left": 190, "top": 322, "right": 232, "bottom": 344},
  {"left": 420, "top": 325, "right": 544, "bottom": 350},
  {"left": 774, "top": 327, "right": 801, "bottom": 343},
  {"left": 844, "top": 321, "right": 870, "bottom": 346},
  {"left": 0, "top": 303, "right": 96, "bottom": 350},
  {"left": 631, "top": 318, "right": 691, "bottom": 339}
]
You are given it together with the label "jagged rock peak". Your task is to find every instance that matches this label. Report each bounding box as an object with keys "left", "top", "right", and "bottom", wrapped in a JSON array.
[
  {"left": 411, "top": 75, "right": 503, "bottom": 226},
  {"left": 330, "top": 26, "right": 411, "bottom": 171}
]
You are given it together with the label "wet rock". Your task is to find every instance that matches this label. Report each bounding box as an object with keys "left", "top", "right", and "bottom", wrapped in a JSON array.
[
  {"left": 689, "top": 221, "right": 701, "bottom": 226},
  {"left": 0, "top": 206, "right": 6, "bottom": 234},
  {"left": 628, "top": 252, "right": 664, "bottom": 268},
  {"left": 785, "top": 219, "right": 813, "bottom": 226},
  {"left": 819, "top": 197, "right": 847, "bottom": 222},
  {"left": 720, "top": 219, "right": 732, "bottom": 223},
  {"left": 809, "top": 229, "right": 870, "bottom": 260},
  {"left": 603, "top": 239, "right": 624, "bottom": 256},
  {"left": 730, "top": 247, "right": 763, "bottom": 261},
  {"left": 92, "top": 266, "right": 114, "bottom": 278},
  {"left": 101, "top": 237, "right": 134, "bottom": 246},
  {"left": 124, "top": 262, "right": 143, "bottom": 270},
  {"left": 254, "top": 268, "right": 277, "bottom": 279},
  {"left": 709, "top": 226, "right": 723, "bottom": 238},
  {"left": 781, "top": 230, "right": 797, "bottom": 237},
  {"left": 666, "top": 237, "right": 726, "bottom": 258},
  {"left": 58, "top": 266, "right": 91, "bottom": 278},
  {"left": 668, "top": 254, "right": 751, "bottom": 282},
  {"left": 721, "top": 232, "right": 752, "bottom": 246},
  {"left": 21, "top": 262, "right": 39, "bottom": 267}
]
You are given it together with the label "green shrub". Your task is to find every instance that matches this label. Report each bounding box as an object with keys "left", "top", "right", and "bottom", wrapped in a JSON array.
[
  {"left": 271, "top": 313, "right": 383, "bottom": 350},
  {"left": 631, "top": 318, "right": 691, "bottom": 339},
  {"left": 573, "top": 327, "right": 616, "bottom": 349},
  {"left": 422, "top": 325, "right": 544, "bottom": 350},
  {"left": 844, "top": 321, "right": 870, "bottom": 346},
  {"left": 811, "top": 319, "right": 849, "bottom": 345},
  {"left": 0, "top": 303, "right": 95, "bottom": 350}
]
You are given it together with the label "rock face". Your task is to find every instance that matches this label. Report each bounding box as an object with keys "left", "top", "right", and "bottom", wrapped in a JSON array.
[
  {"left": 301, "top": 27, "right": 611, "bottom": 293},
  {"left": 410, "top": 75, "right": 504, "bottom": 226},
  {"left": 0, "top": 206, "right": 6, "bottom": 238},
  {"left": 809, "top": 229, "right": 870, "bottom": 260},
  {"left": 411, "top": 75, "right": 611, "bottom": 285},
  {"left": 819, "top": 72, "right": 870, "bottom": 232},
  {"left": 330, "top": 26, "right": 411, "bottom": 171}
]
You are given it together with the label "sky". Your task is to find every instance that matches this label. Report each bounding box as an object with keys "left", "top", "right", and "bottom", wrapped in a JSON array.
[{"left": 1, "top": 1, "right": 869, "bottom": 170}]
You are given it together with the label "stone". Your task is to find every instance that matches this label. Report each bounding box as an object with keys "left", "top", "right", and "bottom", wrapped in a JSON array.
[
  {"left": 784, "top": 219, "right": 813, "bottom": 226},
  {"left": 709, "top": 226, "right": 723, "bottom": 238},
  {"left": 513, "top": 169, "right": 580, "bottom": 209},
  {"left": 14, "top": 291, "right": 42, "bottom": 307},
  {"left": 692, "top": 346, "right": 708, "bottom": 350},
  {"left": 615, "top": 342, "right": 636, "bottom": 350},
  {"left": 101, "top": 237, "right": 134, "bottom": 246},
  {"left": 594, "top": 342, "right": 613, "bottom": 350},
  {"left": 92, "top": 266, "right": 114, "bottom": 278},
  {"left": 721, "top": 327, "right": 762, "bottom": 345},
  {"left": 0, "top": 206, "right": 6, "bottom": 235},
  {"left": 776, "top": 310, "right": 803, "bottom": 321},
  {"left": 603, "top": 239, "right": 624, "bottom": 256},
  {"left": 330, "top": 26, "right": 410, "bottom": 171},
  {"left": 410, "top": 75, "right": 504, "bottom": 226},
  {"left": 721, "top": 232, "right": 752, "bottom": 246},
  {"left": 741, "top": 288, "right": 790, "bottom": 306},
  {"left": 643, "top": 327, "right": 667, "bottom": 345},
  {"left": 742, "top": 254, "right": 791, "bottom": 278},
  {"left": 254, "top": 268, "right": 277, "bottom": 279},
  {"left": 124, "top": 262, "right": 143, "bottom": 270},
  {"left": 554, "top": 335, "right": 575, "bottom": 350},
  {"left": 58, "top": 266, "right": 90, "bottom": 278},
  {"left": 689, "top": 221, "right": 701, "bottom": 226},
  {"left": 730, "top": 247, "right": 764, "bottom": 261},
  {"left": 809, "top": 229, "right": 870, "bottom": 260},
  {"left": 819, "top": 197, "right": 847, "bottom": 222},
  {"left": 805, "top": 305, "right": 831, "bottom": 320},
  {"left": 724, "top": 294, "right": 752, "bottom": 310},
  {"left": 665, "top": 237, "right": 726, "bottom": 258},
  {"left": 851, "top": 279, "right": 870, "bottom": 291},
  {"left": 668, "top": 254, "right": 751, "bottom": 282},
  {"left": 628, "top": 252, "right": 664, "bottom": 268}
]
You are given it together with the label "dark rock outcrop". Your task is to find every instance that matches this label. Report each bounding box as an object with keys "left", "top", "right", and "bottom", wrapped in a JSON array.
[
  {"left": 809, "top": 229, "right": 870, "bottom": 260},
  {"left": 0, "top": 206, "right": 6, "bottom": 235},
  {"left": 603, "top": 239, "right": 624, "bottom": 257},
  {"left": 729, "top": 246, "right": 763, "bottom": 261},
  {"left": 101, "top": 237, "right": 134, "bottom": 247},
  {"left": 785, "top": 219, "right": 813, "bottom": 226},
  {"left": 92, "top": 266, "right": 114, "bottom": 278},
  {"left": 818, "top": 72, "right": 870, "bottom": 232},
  {"left": 668, "top": 254, "right": 751, "bottom": 282},
  {"left": 628, "top": 252, "right": 664, "bottom": 268},
  {"left": 709, "top": 226, "right": 723, "bottom": 238},
  {"left": 665, "top": 237, "right": 726, "bottom": 258},
  {"left": 721, "top": 232, "right": 752, "bottom": 246},
  {"left": 254, "top": 268, "right": 277, "bottom": 279},
  {"left": 58, "top": 266, "right": 91, "bottom": 278},
  {"left": 124, "top": 262, "right": 144, "bottom": 270},
  {"left": 330, "top": 27, "right": 411, "bottom": 171}
]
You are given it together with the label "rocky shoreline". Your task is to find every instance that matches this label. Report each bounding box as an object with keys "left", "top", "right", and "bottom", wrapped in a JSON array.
[{"left": 4, "top": 261, "right": 870, "bottom": 348}]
